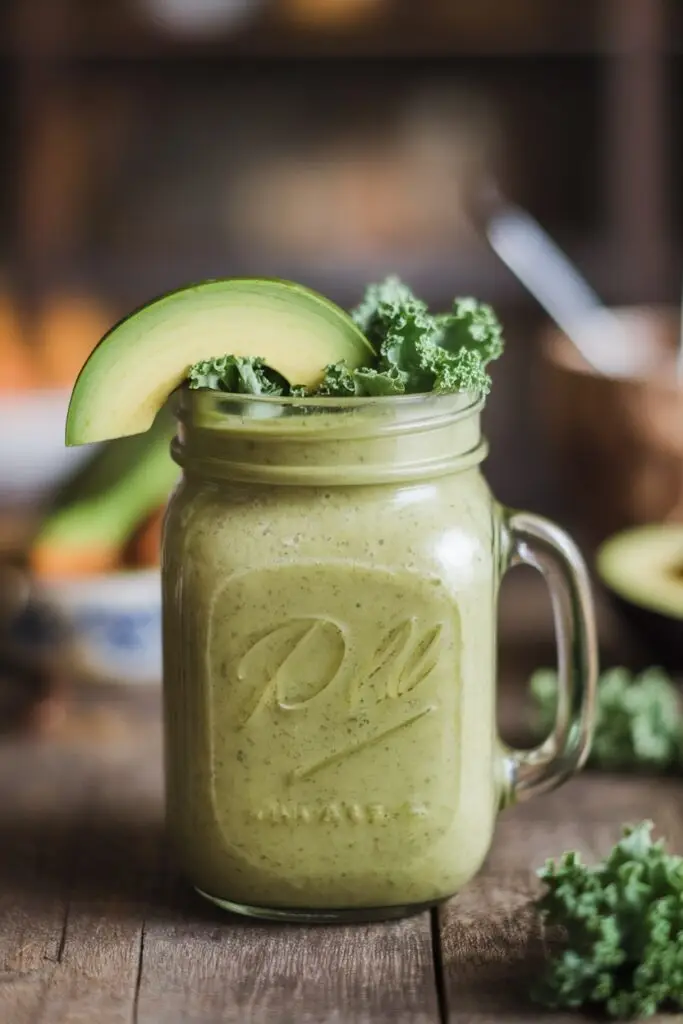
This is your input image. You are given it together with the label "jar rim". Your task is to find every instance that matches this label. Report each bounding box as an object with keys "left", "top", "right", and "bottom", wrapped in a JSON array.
[
  {"left": 179, "top": 385, "right": 483, "bottom": 416},
  {"left": 173, "top": 386, "right": 487, "bottom": 483}
]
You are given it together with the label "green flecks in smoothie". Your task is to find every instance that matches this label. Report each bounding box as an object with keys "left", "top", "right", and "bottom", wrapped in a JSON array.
[
  {"left": 187, "top": 276, "right": 504, "bottom": 399},
  {"left": 163, "top": 427, "right": 498, "bottom": 910}
]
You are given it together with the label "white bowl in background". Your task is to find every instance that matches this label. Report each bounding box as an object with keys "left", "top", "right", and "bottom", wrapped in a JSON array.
[
  {"left": 0, "top": 390, "right": 92, "bottom": 504},
  {"left": 39, "top": 570, "right": 162, "bottom": 685}
]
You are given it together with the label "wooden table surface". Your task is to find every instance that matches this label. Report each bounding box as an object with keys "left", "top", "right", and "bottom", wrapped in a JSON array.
[
  {"left": 0, "top": 575, "right": 677, "bottom": 1024},
  {"left": 1, "top": 690, "right": 681, "bottom": 1024}
]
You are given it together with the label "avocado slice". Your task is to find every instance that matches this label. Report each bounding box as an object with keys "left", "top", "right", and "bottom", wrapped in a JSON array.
[
  {"left": 32, "top": 407, "right": 178, "bottom": 576},
  {"left": 597, "top": 524, "right": 683, "bottom": 671},
  {"left": 65, "top": 278, "right": 374, "bottom": 445}
]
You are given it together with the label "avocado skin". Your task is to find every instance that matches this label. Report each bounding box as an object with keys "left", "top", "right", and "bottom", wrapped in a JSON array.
[{"left": 606, "top": 590, "right": 683, "bottom": 673}]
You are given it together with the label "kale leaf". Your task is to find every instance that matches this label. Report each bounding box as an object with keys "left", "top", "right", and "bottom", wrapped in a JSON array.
[
  {"left": 350, "top": 274, "right": 427, "bottom": 351},
  {"left": 345, "top": 276, "right": 503, "bottom": 397},
  {"left": 435, "top": 297, "right": 504, "bottom": 365},
  {"left": 533, "top": 821, "right": 683, "bottom": 1019},
  {"left": 188, "top": 355, "right": 286, "bottom": 396},
  {"left": 354, "top": 365, "right": 407, "bottom": 396},
  {"left": 314, "top": 362, "right": 407, "bottom": 397},
  {"left": 430, "top": 346, "right": 492, "bottom": 395},
  {"left": 314, "top": 362, "right": 358, "bottom": 397},
  {"left": 531, "top": 666, "right": 683, "bottom": 772}
]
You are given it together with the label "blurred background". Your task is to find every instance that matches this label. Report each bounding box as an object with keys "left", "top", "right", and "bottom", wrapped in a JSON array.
[{"left": 0, "top": 0, "right": 681, "bottom": 720}]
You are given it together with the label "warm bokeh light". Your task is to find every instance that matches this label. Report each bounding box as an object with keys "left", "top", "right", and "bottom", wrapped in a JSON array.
[
  {"left": 280, "top": 0, "right": 386, "bottom": 31},
  {"left": 0, "top": 290, "right": 111, "bottom": 392}
]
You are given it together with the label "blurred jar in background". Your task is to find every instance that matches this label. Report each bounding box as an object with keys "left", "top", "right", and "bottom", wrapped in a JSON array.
[{"left": 537, "top": 306, "right": 683, "bottom": 546}]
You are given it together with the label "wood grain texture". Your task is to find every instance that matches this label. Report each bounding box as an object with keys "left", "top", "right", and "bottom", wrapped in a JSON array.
[
  {"left": 439, "top": 773, "right": 683, "bottom": 1023},
  {"left": 2, "top": 681, "right": 683, "bottom": 1022},
  {"left": 0, "top": 734, "right": 159, "bottom": 1024},
  {"left": 0, "top": 721, "right": 439, "bottom": 1024},
  {"left": 0, "top": 740, "right": 85, "bottom": 1023},
  {"left": 136, "top": 894, "right": 438, "bottom": 1024}
]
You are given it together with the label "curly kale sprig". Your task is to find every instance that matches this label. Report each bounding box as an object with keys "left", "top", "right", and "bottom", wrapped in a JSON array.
[
  {"left": 533, "top": 822, "right": 683, "bottom": 1019},
  {"left": 435, "top": 297, "right": 504, "bottom": 364},
  {"left": 313, "top": 277, "right": 502, "bottom": 397},
  {"left": 188, "top": 355, "right": 286, "bottom": 396},
  {"left": 350, "top": 274, "right": 426, "bottom": 350},
  {"left": 531, "top": 666, "right": 683, "bottom": 772},
  {"left": 188, "top": 276, "right": 504, "bottom": 399}
]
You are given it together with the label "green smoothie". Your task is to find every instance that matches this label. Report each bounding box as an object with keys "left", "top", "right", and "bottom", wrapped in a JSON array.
[{"left": 162, "top": 391, "right": 502, "bottom": 911}]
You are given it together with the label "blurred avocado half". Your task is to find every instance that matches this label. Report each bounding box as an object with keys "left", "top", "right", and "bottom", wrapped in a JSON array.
[
  {"left": 30, "top": 404, "right": 178, "bottom": 576},
  {"left": 596, "top": 524, "right": 683, "bottom": 672}
]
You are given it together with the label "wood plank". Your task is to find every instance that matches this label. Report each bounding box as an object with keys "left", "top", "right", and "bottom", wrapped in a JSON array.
[
  {"left": 29, "top": 746, "right": 162, "bottom": 1024},
  {"left": 437, "top": 875, "right": 551, "bottom": 1024},
  {"left": 0, "top": 721, "right": 439, "bottom": 1023},
  {"left": 437, "top": 773, "right": 683, "bottom": 1022},
  {"left": 0, "top": 740, "right": 88, "bottom": 1022},
  {"left": 0, "top": 735, "right": 162, "bottom": 1024},
  {"left": 136, "top": 881, "right": 439, "bottom": 1024},
  {"left": 489, "top": 774, "right": 683, "bottom": 863},
  {"left": 6, "top": 664, "right": 683, "bottom": 1022},
  {"left": 0, "top": 740, "right": 86, "bottom": 973},
  {"left": 0, "top": 970, "right": 55, "bottom": 1024}
]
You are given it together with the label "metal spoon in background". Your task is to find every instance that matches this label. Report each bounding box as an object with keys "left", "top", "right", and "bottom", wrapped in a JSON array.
[{"left": 474, "top": 184, "right": 635, "bottom": 379}]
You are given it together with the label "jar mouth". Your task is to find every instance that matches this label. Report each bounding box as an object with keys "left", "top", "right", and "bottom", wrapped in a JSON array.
[
  {"left": 177, "top": 386, "right": 484, "bottom": 429},
  {"left": 182, "top": 385, "right": 482, "bottom": 409},
  {"left": 173, "top": 386, "right": 487, "bottom": 485}
]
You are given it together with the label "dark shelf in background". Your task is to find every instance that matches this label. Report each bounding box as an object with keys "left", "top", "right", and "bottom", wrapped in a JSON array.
[
  {"left": 37, "top": 235, "right": 675, "bottom": 317},
  {"left": 1, "top": 0, "right": 679, "bottom": 60}
]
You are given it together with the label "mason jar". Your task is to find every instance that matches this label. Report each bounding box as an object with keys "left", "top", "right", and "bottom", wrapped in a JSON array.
[{"left": 162, "top": 388, "right": 597, "bottom": 923}]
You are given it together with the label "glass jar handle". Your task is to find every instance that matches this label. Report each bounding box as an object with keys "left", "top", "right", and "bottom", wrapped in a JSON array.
[{"left": 499, "top": 510, "right": 598, "bottom": 806}]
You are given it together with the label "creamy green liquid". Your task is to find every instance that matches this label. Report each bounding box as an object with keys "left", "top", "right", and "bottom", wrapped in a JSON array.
[{"left": 163, "top": 402, "right": 502, "bottom": 909}]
